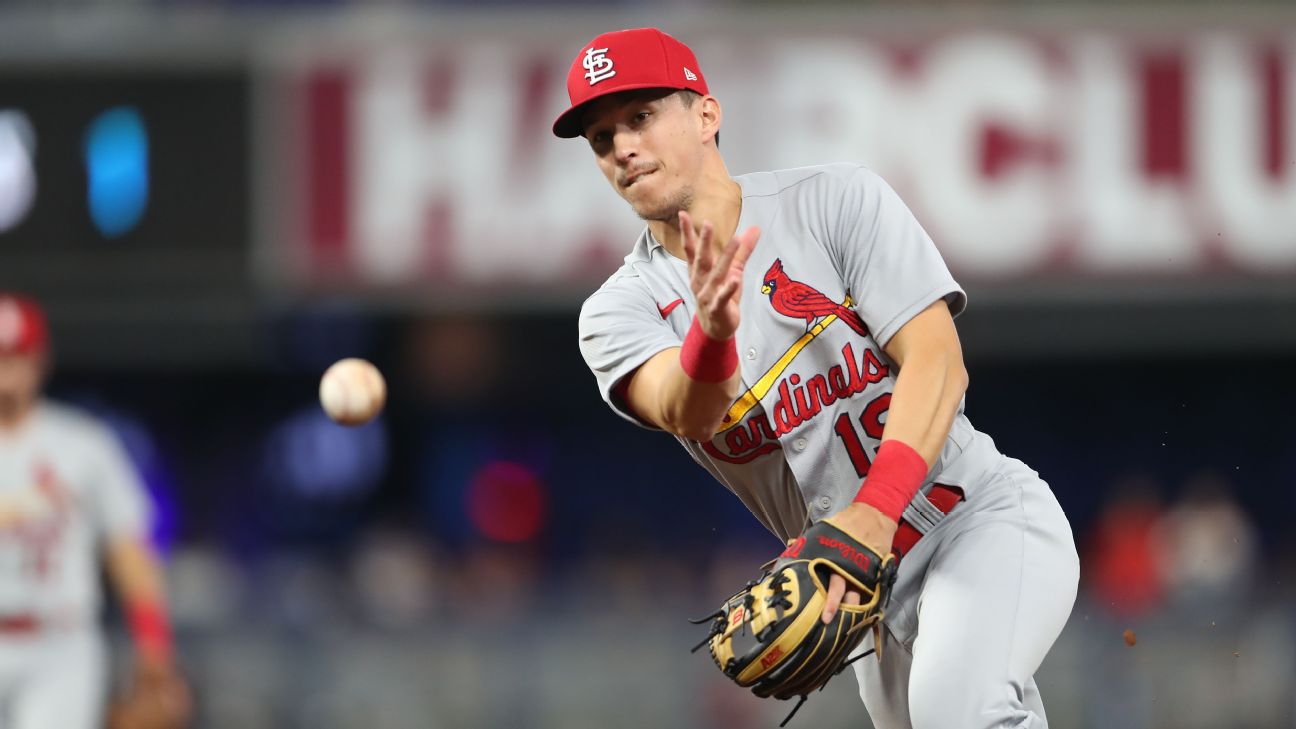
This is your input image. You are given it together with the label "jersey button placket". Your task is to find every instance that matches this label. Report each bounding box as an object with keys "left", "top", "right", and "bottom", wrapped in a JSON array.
[{"left": 817, "top": 495, "right": 832, "bottom": 511}]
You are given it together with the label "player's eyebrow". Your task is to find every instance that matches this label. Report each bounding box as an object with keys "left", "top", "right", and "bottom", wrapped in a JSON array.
[
  {"left": 579, "top": 113, "right": 606, "bottom": 140},
  {"left": 580, "top": 101, "right": 626, "bottom": 137},
  {"left": 581, "top": 89, "right": 674, "bottom": 134}
]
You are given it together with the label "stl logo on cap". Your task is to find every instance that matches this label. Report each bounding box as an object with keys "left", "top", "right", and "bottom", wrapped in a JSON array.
[{"left": 582, "top": 46, "right": 616, "bottom": 86}]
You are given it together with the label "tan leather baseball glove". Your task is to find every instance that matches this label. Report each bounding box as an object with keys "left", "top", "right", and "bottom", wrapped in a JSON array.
[
  {"left": 692, "top": 517, "right": 898, "bottom": 725},
  {"left": 107, "top": 661, "right": 193, "bottom": 729}
]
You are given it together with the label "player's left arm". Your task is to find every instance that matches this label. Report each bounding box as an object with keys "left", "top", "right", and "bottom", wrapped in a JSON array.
[
  {"left": 104, "top": 537, "right": 193, "bottom": 725},
  {"left": 104, "top": 537, "right": 175, "bottom": 668},
  {"left": 90, "top": 425, "right": 192, "bottom": 720},
  {"left": 818, "top": 298, "right": 968, "bottom": 623},
  {"left": 875, "top": 298, "right": 968, "bottom": 465}
]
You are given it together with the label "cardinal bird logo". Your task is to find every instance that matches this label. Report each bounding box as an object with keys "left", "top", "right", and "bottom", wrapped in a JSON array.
[{"left": 761, "top": 259, "right": 869, "bottom": 336}]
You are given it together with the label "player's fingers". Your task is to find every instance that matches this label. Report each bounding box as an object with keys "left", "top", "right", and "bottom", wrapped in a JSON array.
[
  {"left": 680, "top": 212, "right": 696, "bottom": 264},
  {"left": 699, "top": 219, "right": 715, "bottom": 252},
  {"left": 822, "top": 574, "right": 846, "bottom": 624},
  {"left": 699, "top": 272, "right": 733, "bottom": 313},
  {"left": 694, "top": 221, "right": 716, "bottom": 276},
  {"left": 711, "top": 233, "right": 742, "bottom": 285},
  {"left": 844, "top": 590, "right": 861, "bottom": 606},
  {"left": 730, "top": 226, "right": 761, "bottom": 273},
  {"left": 713, "top": 277, "right": 740, "bottom": 308}
]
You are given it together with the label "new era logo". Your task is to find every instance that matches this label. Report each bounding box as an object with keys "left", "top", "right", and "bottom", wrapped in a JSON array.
[
  {"left": 684, "top": 67, "right": 698, "bottom": 81},
  {"left": 583, "top": 47, "right": 616, "bottom": 85}
]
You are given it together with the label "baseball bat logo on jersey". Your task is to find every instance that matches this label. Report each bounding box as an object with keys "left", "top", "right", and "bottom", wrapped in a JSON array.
[
  {"left": 702, "top": 260, "right": 889, "bottom": 465},
  {"left": 702, "top": 342, "right": 889, "bottom": 463}
]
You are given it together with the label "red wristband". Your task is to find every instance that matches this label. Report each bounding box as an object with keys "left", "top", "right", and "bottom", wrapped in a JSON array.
[
  {"left": 679, "top": 316, "right": 737, "bottom": 383},
  {"left": 853, "top": 440, "right": 929, "bottom": 523},
  {"left": 127, "top": 601, "right": 174, "bottom": 664}
]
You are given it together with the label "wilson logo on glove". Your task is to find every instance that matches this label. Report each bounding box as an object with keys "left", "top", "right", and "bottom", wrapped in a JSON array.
[{"left": 816, "top": 536, "right": 873, "bottom": 570}]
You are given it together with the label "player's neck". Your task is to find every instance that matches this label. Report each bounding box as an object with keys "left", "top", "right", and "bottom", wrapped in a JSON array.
[
  {"left": 651, "top": 168, "right": 742, "bottom": 260},
  {"left": 0, "top": 398, "right": 37, "bottom": 434}
]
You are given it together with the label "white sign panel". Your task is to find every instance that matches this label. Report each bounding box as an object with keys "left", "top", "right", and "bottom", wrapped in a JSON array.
[{"left": 262, "top": 28, "right": 1296, "bottom": 293}]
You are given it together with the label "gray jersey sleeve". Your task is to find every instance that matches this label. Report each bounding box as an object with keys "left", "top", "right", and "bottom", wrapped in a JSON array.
[
  {"left": 578, "top": 279, "right": 683, "bottom": 429},
  {"left": 87, "top": 424, "right": 152, "bottom": 542},
  {"left": 831, "top": 167, "right": 967, "bottom": 347}
]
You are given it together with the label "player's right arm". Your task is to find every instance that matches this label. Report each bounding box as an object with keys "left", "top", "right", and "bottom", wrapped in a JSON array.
[
  {"left": 622, "top": 213, "right": 759, "bottom": 441},
  {"left": 91, "top": 423, "right": 193, "bottom": 724},
  {"left": 104, "top": 538, "right": 176, "bottom": 667},
  {"left": 623, "top": 348, "right": 737, "bottom": 441}
]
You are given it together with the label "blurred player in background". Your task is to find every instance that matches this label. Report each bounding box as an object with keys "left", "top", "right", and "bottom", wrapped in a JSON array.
[{"left": 0, "top": 293, "right": 190, "bottom": 729}]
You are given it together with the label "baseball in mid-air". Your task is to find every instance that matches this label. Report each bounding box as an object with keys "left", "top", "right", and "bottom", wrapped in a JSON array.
[{"left": 319, "top": 358, "right": 387, "bottom": 426}]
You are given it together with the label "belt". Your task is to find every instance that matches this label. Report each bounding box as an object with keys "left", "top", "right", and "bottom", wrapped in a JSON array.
[
  {"left": 892, "top": 484, "right": 964, "bottom": 559},
  {"left": 0, "top": 615, "right": 39, "bottom": 634}
]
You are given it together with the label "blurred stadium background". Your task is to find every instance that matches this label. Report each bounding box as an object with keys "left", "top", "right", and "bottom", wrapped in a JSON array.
[{"left": 3, "top": 1, "right": 1296, "bottom": 727}]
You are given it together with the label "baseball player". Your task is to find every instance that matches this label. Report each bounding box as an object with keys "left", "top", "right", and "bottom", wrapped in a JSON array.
[
  {"left": 562, "top": 29, "right": 1080, "bottom": 727},
  {"left": 0, "top": 293, "right": 189, "bottom": 729}
]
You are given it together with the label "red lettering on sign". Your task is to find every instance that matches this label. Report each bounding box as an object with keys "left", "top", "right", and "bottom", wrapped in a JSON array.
[{"left": 1141, "top": 52, "right": 1189, "bottom": 179}]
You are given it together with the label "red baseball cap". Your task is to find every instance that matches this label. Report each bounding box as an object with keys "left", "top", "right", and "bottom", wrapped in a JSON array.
[
  {"left": 0, "top": 294, "right": 49, "bottom": 355},
  {"left": 552, "top": 27, "right": 709, "bottom": 139}
]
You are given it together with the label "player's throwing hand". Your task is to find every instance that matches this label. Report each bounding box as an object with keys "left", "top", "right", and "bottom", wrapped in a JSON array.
[{"left": 679, "top": 210, "right": 759, "bottom": 341}]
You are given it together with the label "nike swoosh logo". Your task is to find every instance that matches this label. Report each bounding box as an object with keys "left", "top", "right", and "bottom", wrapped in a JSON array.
[{"left": 657, "top": 298, "right": 684, "bottom": 319}]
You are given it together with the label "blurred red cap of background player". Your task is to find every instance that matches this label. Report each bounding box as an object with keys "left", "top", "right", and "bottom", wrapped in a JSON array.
[
  {"left": 552, "top": 27, "right": 709, "bottom": 139},
  {"left": 0, "top": 294, "right": 49, "bottom": 355}
]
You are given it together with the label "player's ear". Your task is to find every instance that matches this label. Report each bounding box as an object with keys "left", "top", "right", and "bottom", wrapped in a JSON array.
[{"left": 699, "top": 95, "right": 722, "bottom": 146}]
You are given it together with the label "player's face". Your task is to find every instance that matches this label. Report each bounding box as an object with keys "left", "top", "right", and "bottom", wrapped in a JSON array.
[
  {"left": 0, "top": 353, "right": 43, "bottom": 423},
  {"left": 582, "top": 91, "right": 704, "bottom": 222}
]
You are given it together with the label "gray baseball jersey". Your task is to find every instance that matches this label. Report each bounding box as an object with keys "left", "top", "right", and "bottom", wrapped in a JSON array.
[
  {"left": 0, "top": 400, "right": 151, "bottom": 622},
  {"left": 0, "top": 401, "right": 150, "bottom": 729},
  {"left": 579, "top": 163, "right": 1001, "bottom": 543}
]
